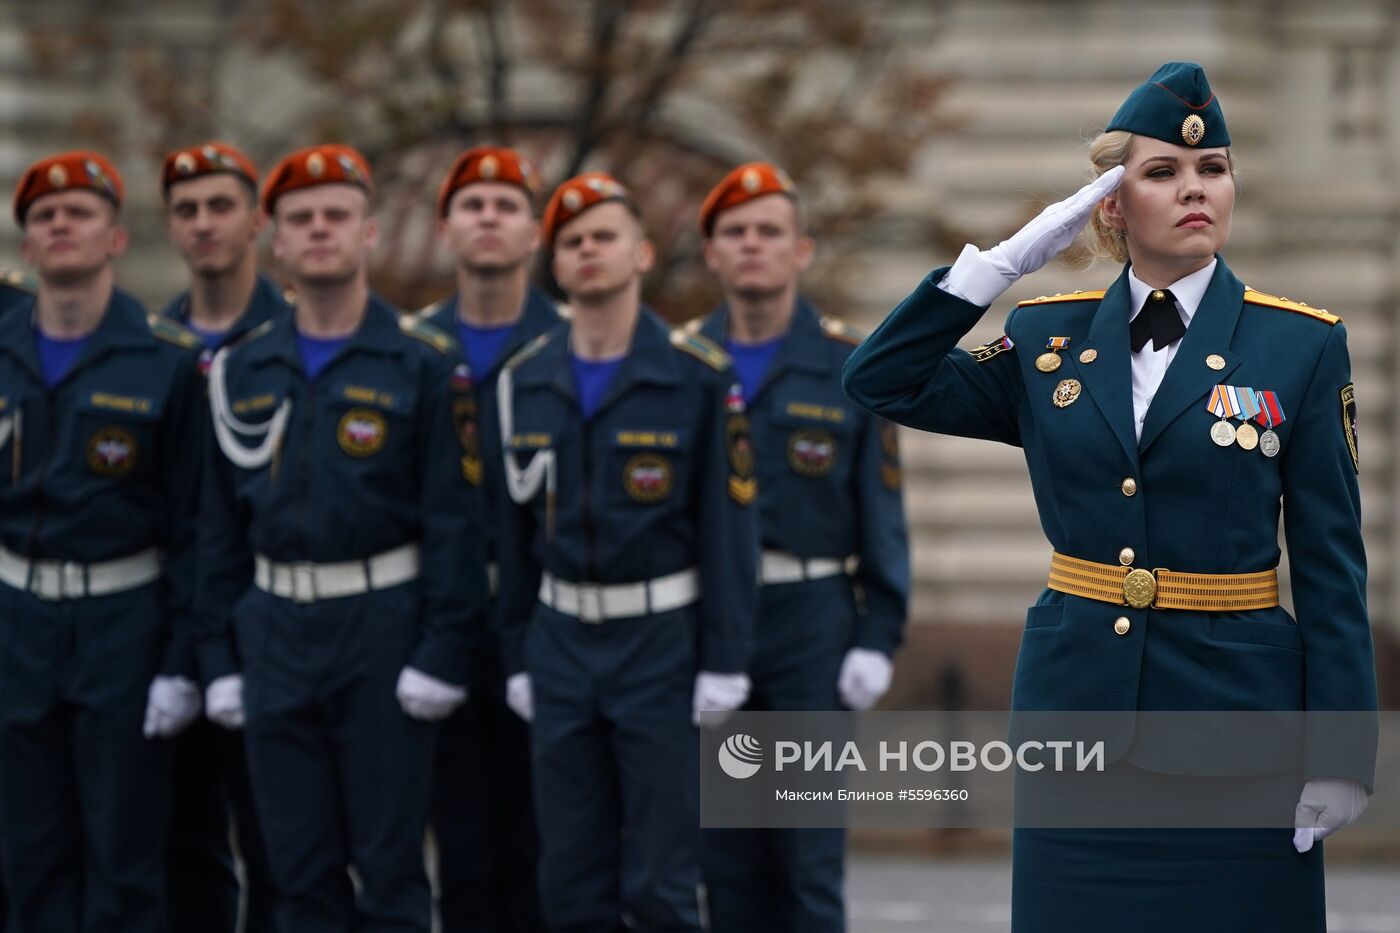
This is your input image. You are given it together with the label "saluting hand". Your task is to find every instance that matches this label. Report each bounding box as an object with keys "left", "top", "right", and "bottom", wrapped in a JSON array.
[{"left": 941, "top": 166, "right": 1126, "bottom": 307}]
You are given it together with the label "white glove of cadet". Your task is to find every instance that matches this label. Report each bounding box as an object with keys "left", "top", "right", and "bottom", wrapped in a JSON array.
[
  {"left": 506, "top": 672, "right": 534, "bottom": 723},
  {"left": 941, "top": 165, "right": 1126, "bottom": 307},
  {"left": 693, "top": 672, "right": 751, "bottom": 728},
  {"left": 395, "top": 666, "right": 467, "bottom": 721},
  {"left": 1293, "top": 778, "right": 1368, "bottom": 853},
  {"left": 837, "top": 648, "right": 894, "bottom": 711},
  {"left": 205, "top": 674, "right": 246, "bottom": 730},
  {"left": 142, "top": 675, "right": 202, "bottom": 738}
]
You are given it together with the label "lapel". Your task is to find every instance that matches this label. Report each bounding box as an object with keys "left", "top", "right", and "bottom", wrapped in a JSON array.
[
  {"left": 1073, "top": 269, "right": 1139, "bottom": 469},
  {"left": 1137, "top": 257, "right": 1244, "bottom": 455}
]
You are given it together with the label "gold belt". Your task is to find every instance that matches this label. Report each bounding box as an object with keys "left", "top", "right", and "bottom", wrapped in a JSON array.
[{"left": 1047, "top": 552, "right": 1279, "bottom": 611}]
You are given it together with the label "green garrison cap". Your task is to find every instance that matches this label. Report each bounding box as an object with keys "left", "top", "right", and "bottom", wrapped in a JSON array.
[{"left": 1107, "top": 62, "right": 1230, "bottom": 148}]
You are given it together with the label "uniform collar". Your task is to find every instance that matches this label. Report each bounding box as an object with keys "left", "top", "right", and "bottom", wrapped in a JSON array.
[
  {"left": 701, "top": 295, "right": 831, "bottom": 399},
  {"left": 1127, "top": 259, "right": 1216, "bottom": 327},
  {"left": 515, "top": 306, "right": 679, "bottom": 408},
  {"left": 162, "top": 275, "right": 291, "bottom": 348},
  {"left": 428, "top": 285, "right": 561, "bottom": 379},
  {"left": 247, "top": 293, "right": 403, "bottom": 375},
  {"left": 0, "top": 287, "right": 154, "bottom": 386}
]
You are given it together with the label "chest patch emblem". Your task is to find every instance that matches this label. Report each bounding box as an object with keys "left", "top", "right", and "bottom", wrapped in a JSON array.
[
  {"left": 338, "top": 408, "right": 387, "bottom": 457},
  {"left": 87, "top": 426, "right": 138, "bottom": 476},
  {"left": 623, "top": 452, "right": 673, "bottom": 504},
  {"left": 788, "top": 428, "right": 836, "bottom": 477}
]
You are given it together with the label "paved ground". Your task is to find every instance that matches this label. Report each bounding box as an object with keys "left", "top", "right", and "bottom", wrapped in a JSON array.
[{"left": 848, "top": 854, "right": 1400, "bottom": 933}]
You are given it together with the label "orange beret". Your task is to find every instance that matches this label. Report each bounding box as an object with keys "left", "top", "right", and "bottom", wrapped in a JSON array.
[
  {"left": 698, "top": 162, "right": 797, "bottom": 235},
  {"left": 261, "top": 144, "right": 373, "bottom": 214},
  {"left": 13, "top": 150, "right": 124, "bottom": 225},
  {"left": 162, "top": 141, "right": 258, "bottom": 196},
  {"left": 541, "top": 172, "right": 633, "bottom": 247},
  {"left": 437, "top": 146, "right": 541, "bottom": 216}
]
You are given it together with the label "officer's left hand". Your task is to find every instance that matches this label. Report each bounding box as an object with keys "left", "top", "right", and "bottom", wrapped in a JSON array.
[
  {"left": 1293, "top": 778, "right": 1369, "bottom": 853},
  {"left": 838, "top": 648, "right": 894, "bottom": 711},
  {"left": 693, "top": 672, "right": 751, "bottom": 728},
  {"left": 142, "top": 675, "right": 202, "bottom": 738},
  {"left": 395, "top": 666, "right": 467, "bottom": 721}
]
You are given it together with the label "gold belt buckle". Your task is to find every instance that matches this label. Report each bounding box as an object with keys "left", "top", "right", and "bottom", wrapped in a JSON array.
[{"left": 1122, "top": 568, "right": 1157, "bottom": 609}]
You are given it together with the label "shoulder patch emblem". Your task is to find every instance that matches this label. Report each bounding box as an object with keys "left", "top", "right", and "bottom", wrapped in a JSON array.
[
  {"left": 1341, "top": 383, "right": 1358, "bottom": 474},
  {"left": 1016, "top": 290, "right": 1107, "bottom": 308},
  {"left": 399, "top": 316, "right": 455, "bottom": 354},
  {"left": 669, "top": 330, "right": 730, "bottom": 371},
  {"left": 1, "top": 267, "right": 36, "bottom": 296},
  {"left": 971, "top": 334, "right": 1014, "bottom": 363},
  {"left": 1243, "top": 289, "right": 1341, "bottom": 326},
  {"left": 820, "top": 315, "right": 864, "bottom": 346},
  {"left": 146, "top": 314, "right": 203, "bottom": 351}
]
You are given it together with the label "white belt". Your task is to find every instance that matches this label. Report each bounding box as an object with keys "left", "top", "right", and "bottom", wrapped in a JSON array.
[
  {"left": 0, "top": 544, "right": 161, "bottom": 601},
  {"left": 760, "top": 550, "right": 852, "bottom": 585},
  {"left": 255, "top": 543, "right": 420, "bottom": 604},
  {"left": 539, "top": 567, "right": 699, "bottom": 623}
]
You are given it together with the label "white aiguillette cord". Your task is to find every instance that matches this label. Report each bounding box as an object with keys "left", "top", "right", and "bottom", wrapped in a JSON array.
[
  {"left": 207, "top": 346, "right": 292, "bottom": 470},
  {"left": 495, "top": 365, "right": 556, "bottom": 535}
]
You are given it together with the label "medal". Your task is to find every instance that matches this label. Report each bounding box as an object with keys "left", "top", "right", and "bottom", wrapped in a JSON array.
[
  {"left": 1253, "top": 389, "right": 1286, "bottom": 458},
  {"left": 1206, "top": 385, "right": 1241, "bottom": 447},
  {"left": 1235, "top": 422, "right": 1259, "bottom": 450},
  {"left": 1037, "top": 337, "right": 1070, "bottom": 373}
]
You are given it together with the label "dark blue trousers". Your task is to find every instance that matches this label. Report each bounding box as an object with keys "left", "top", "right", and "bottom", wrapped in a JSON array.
[
  {"left": 528, "top": 604, "right": 702, "bottom": 933},
  {"left": 704, "top": 578, "right": 854, "bottom": 933},
  {"left": 165, "top": 716, "right": 276, "bottom": 933},
  {"left": 0, "top": 583, "right": 170, "bottom": 933},
  {"left": 236, "top": 584, "right": 436, "bottom": 933},
  {"left": 433, "top": 629, "right": 544, "bottom": 933}
]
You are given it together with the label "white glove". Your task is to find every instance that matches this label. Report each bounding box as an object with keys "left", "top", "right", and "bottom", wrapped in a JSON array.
[
  {"left": 837, "top": 648, "right": 893, "bottom": 711},
  {"left": 941, "top": 165, "right": 1126, "bottom": 307},
  {"left": 205, "top": 674, "right": 246, "bottom": 730},
  {"left": 506, "top": 672, "right": 534, "bottom": 723},
  {"left": 142, "top": 675, "right": 202, "bottom": 738},
  {"left": 693, "top": 672, "right": 751, "bottom": 728},
  {"left": 1293, "top": 778, "right": 1368, "bottom": 853},
  {"left": 395, "top": 666, "right": 467, "bottom": 721}
]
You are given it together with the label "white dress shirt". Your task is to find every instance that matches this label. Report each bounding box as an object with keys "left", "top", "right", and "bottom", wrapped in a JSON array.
[{"left": 1126, "top": 260, "right": 1214, "bottom": 440}]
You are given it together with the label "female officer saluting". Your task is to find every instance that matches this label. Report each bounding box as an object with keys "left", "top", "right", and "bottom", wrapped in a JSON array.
[{"left": 843, "top": 62, "right": 1377, "bottom": 933}]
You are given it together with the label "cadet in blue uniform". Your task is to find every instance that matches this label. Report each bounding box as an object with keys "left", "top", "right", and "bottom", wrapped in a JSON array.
[
  {"left": 421, "top": 146, "right": 555, "bottom": 933},
  {"left": 495, "top": 172, "right": 759, "bottom": 932},
  {"left": 196, "top": 144, "right": 488, "bottom": 933},
  {"left": 693, "top": 163, "right": 909, "bottom": 933},
  {"left": 0, "top": 150, "right": 205, "bottom": 932},
  {"left": 159, "top": 140, "right": 282, "bottom": 933},
  {"left": 842, "top": 63, "right": 1377, "bottom": 933}
]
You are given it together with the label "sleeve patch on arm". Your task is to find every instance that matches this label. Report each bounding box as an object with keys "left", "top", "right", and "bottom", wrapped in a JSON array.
[{"left": 971, "top": 334, "right": 1014, "bottom": 363}]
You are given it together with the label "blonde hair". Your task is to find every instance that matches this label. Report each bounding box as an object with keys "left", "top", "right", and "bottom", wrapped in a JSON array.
[
  {"left": 1083, "top": 130, "right": 1239, "bottom": 265},
  {"left": 1085, "top": 130, "right": 1135, "bottom": 264}
]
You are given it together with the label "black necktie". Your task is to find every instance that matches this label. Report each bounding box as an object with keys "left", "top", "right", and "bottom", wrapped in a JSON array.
[{"left": 1129, "top": 288, "right": 1186, "bottom": 352}]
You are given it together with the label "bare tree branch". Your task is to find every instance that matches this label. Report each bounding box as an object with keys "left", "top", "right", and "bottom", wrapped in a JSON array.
[{"left": 562, "top": 0, "right": 634, "bottom": 179}]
